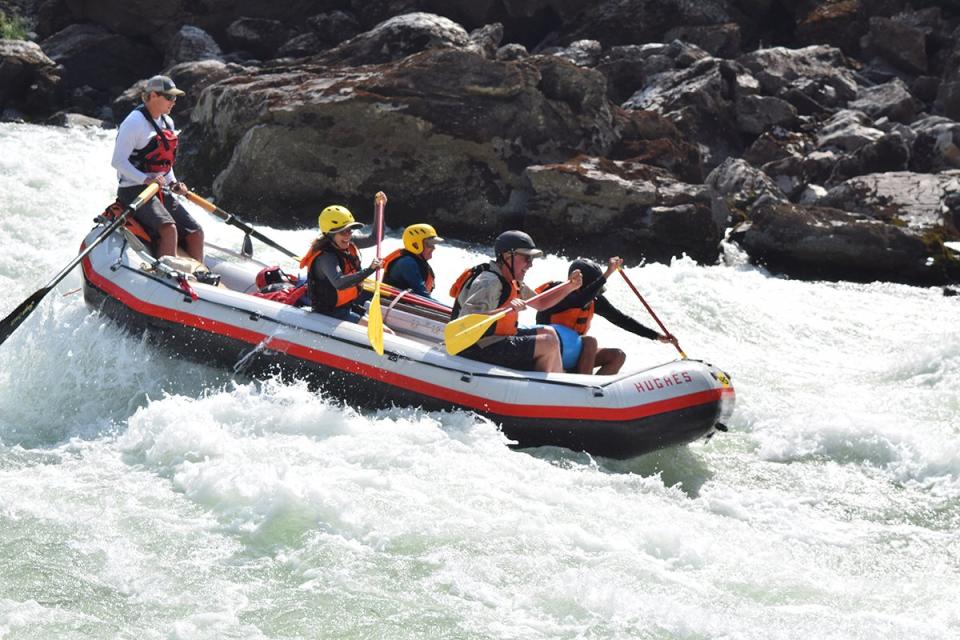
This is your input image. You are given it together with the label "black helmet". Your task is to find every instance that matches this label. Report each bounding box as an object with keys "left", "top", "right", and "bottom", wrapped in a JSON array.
[
  {"left": 494, "top": 230, "right": 543, "bottom": 258},
  {"left": 569, "top": 258, "right": 603, "bottom": 286}
]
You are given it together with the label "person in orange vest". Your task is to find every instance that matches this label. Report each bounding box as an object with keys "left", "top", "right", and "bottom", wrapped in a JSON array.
[
  {"left": 300, "top": 204, "right": 383, "bottom": 324},
  {"left": 535, "top": 257, "right": 677, "bottom": 374},
  {"left": 111, "top": 75, "right": 204, "bottom": 262},
  {"left": 382, "top": 223, "right": 443, "bottom": 301},
  {"left": 449, "top": 230, "right": 582, "bottom": 373}
]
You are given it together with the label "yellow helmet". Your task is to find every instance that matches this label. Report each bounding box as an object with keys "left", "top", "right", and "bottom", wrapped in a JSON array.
[
  {"left": 318, "top": 205, "right": 363, "bottom": 235},
  {"left": 402, "top": 223, "right": 444, "bottom": 255}
]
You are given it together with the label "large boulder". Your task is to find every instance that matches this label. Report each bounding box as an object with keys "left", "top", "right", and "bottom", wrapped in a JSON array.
[
  {"left": 0, "top": 39, "right": 62, "bottom": 118},
  {"left": 521, "top": 156, "right": 721, "bottom": 263},
  {"left": 735, "top": 199, "right": 957, "bottom": 285},
  {"left": 180, "top": 46, "right": 622, "bottom": 242},
  {"left": 40, "top": 23, "right": 162, "bottom": 106}
]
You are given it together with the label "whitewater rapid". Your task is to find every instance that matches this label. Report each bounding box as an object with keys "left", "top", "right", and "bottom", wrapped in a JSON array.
[{"left": 1, "top": 123, "right": 958, "bottom": 639}]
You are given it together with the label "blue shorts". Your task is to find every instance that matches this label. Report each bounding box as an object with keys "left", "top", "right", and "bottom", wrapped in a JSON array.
[{"left": 526, "top": 324, "right": 583, "bottom": 371}]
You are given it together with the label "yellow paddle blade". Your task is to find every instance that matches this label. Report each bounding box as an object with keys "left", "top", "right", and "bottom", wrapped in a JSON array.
[
  {"left": 443, "top": 310, "right": 509, "bottom": 355},
  {"left": 367, "top": 284, "right": 384, "bottom": 356}
]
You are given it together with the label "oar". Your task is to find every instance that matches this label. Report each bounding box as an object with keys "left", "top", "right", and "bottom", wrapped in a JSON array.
[
  {"left": 0, "top": 183, "right": 160, "bottom": 347},
  {"left": 184, "top": 191, "right": 299, "bottom": 260},
  {"left": 366, "top": 191, "right": 387, "bottom": 356},
  {"left": 618, "top": 268, "right": 686, "bottom": 359},
  {"left": 444, "top": 280, "right": 571, "bottom": 356}
]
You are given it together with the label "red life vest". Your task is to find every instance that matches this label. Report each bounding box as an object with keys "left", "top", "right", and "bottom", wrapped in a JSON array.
[
  {"left": 450, "top": 263, "right": 519, "bottom": 337},
  {"left": 130, "top": 106, "right": 178, "bottom": 174},
  {"left": 301, "top": 241, "right": 362, "bottom": 311},
  {"left": 535, "top": 280, "right": 595, "bottom": 335},
  {"left": 382, "top": 249, "right": 436, "bottom": 294}
]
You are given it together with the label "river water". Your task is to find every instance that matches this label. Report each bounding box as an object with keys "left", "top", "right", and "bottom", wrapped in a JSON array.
[{"left": 1, "top": 123, "right": 958, "bottom": 639}]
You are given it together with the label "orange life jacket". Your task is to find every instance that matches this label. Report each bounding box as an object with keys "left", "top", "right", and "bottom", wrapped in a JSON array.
[
  {"left": 450, "top": 263, "right": 519, "bottom": 336},
  {"left": 535, "top": 280, "right": 594, "bottom": 335},
  {"left": 382, "top": 248, "right": 436, "bottom": 293},
  {"left": 302, "top": 241, "right": 362, "bottom": 311},
  {"left": 101, "top": 200, "right": 152, "bottom": 245}
]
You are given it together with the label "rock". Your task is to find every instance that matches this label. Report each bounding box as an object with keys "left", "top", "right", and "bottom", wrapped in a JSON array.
[
  {"left": 827, "top": 130, "right": 911, "bottom": 185},
  {"left": 317, "top": 12, "right": 480, "bottom": 66},
  {"left": 737, "top": 45, "right": 859, "bottom": 108},
  {"left": 737, "top": 199, "right": 951, "bottom": 285},
  {"left": 623, "top": 57, "right": 743, "bottom": 169},
  {"left": 705, "top": 157, "right": 785, "bottom": 220},
  {"left": 179, "top": 47, "right": 623, "bottom": 240},
  {"left": 663, "top": 22, "right": 741, "bottom": 58},
  {"left": 861, "top": 15, "right": 927, "bottom": 74},
  {"left": 0, "top": 39, "right": 62, "bottom": 117},
  {"left": 819, "top": 170, "right": 960, "bottom": 230},
  {"left": 522, "top": 156, "right": 721, "bottom": 263},
  {"left": 165, "top": 25, "right": 224, "bottom": 67},
  {"left": 225, "top": 18, "right": 288, "bottom": 60},
  {"left": 40, "top": 23, "right": 161, "bottom": 97},
  {"left": 816, "top": 109, "right": 884, "bottom": 152},
  {"left": 735, "top": 94, "right": 797, "bottom": 135},
  {"left": 848, "top": 77, "right": 918, "bottom": 123},
  {"left": 44, "top": 111, "right": 111, "bottom": 128},
  {"left": 910, "top": 115, "right": 960, "bottom": 171}
]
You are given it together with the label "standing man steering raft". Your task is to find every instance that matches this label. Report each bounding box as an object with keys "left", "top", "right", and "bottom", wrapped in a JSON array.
[{"left": 111, "top": 75, "right": 204, "bottom": 262}]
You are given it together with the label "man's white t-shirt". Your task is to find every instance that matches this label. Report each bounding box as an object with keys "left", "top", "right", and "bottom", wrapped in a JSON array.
[{"left": 111, "top": 107, "right": 178, "bottom": 188}]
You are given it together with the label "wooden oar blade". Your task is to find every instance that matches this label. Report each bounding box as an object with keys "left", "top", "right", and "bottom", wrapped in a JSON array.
[
  {"left": 444, "top": 311, "right": 503, "bottom": 355},
  {"left": 367, "top": 285, "right": 384, "bottom": 356},
  {"left": 0, "top": 287, "right": 51, "bottom": 347}
]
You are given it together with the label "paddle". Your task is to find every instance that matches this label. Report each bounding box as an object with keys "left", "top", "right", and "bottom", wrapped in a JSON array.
[
  {"left": 444, "top": 280, "right": 573, "bottom": 356},
  {"left": 618, "top": 267, "right": 687, "bottom": 359},
  {"left": 184, "top": 191, "right": 299, "bottom": 260},
  {"left": 0, "top": 183, "right": 160, "bottom": 347},
  {"left": 366, "top": 191, "right": 387, "bottom": 355}
]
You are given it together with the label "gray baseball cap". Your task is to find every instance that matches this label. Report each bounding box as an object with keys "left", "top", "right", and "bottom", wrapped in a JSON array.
[{"left": 144, "top": 75, "right": 185, "bottom": 96}]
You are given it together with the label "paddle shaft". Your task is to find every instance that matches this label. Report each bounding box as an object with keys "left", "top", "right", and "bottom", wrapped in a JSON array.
[
  {"left": 0, "top": 183, "right": 159, "bottom": 347},
  {"left": 366, "top": 192, "right": 388, "bottom": 356},
  {"left": 618, "top": 268, "right": 686, "bottom": 358},
  {"left": 184, "top": 191, "right": 299, "bottom": 259}
]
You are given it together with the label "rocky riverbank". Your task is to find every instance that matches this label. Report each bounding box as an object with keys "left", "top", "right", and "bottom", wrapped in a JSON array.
[{"left": 2, "top": 0, "right": 959, "bottom": 285}]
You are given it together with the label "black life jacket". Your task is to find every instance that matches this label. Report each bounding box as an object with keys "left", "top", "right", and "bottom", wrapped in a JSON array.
[
  {"left": 304, "top": 242, "right": 363, "bottom": 312},
  {"left": 130, "top": 106, "right": 178, "bottom": 174}
]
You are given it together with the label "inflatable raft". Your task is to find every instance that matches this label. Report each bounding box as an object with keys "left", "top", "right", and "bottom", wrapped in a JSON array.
[{"left": 80, "top": 223, "right": 735, "bottom": 459}]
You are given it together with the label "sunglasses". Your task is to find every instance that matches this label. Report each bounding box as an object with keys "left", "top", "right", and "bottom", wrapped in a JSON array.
[{"left": 158, "top": 92, "right": 178, "bottom": 102}]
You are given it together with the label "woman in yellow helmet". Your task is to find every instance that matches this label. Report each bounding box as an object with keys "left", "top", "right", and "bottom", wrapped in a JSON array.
[
  {"left": 381, "top": 223, "right": 444, "bottom": 301},
  {"left": 299, "top": 204, "right": 383, "bottom": 323}
]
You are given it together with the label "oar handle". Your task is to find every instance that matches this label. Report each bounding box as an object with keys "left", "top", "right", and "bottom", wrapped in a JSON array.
[
  {"left": 184, "top": 191, "right": 300, "bottom": 260},
  {"left": 618, "top": 268, "right": 686, "bottom": 358}
]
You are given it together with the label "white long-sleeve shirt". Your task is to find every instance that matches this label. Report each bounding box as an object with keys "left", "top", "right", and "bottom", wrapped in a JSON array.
[{"left": 111, "top": 107, "right": 178, "bottom": 187}]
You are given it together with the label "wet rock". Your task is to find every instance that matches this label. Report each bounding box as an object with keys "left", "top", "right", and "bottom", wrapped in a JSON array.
[{"left": 737, "top": 199, "right": 951, "bottom": 285}]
